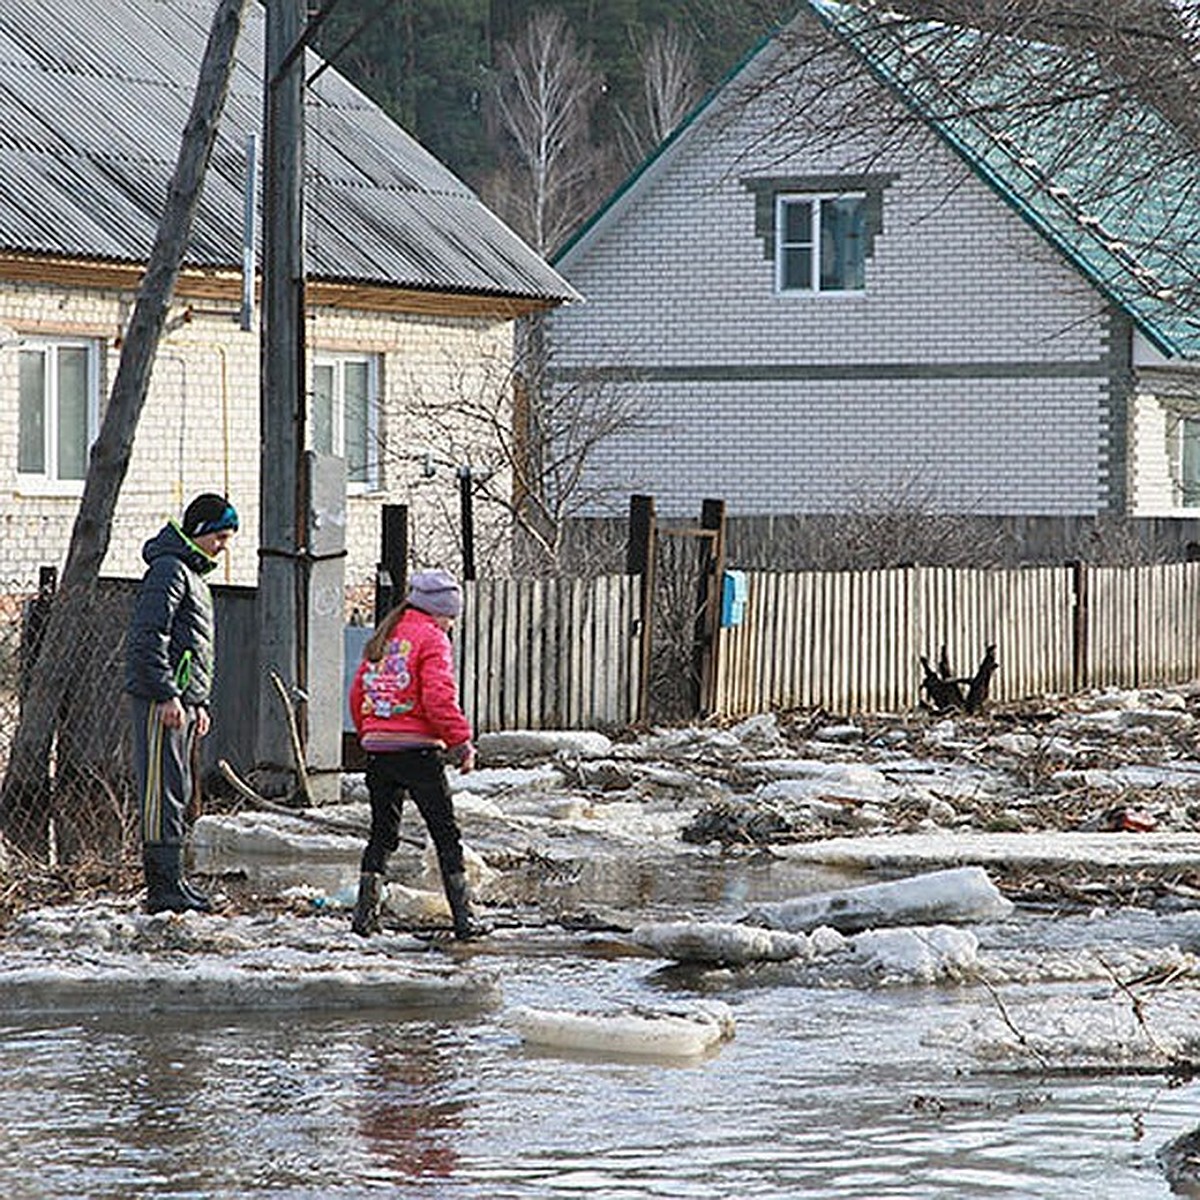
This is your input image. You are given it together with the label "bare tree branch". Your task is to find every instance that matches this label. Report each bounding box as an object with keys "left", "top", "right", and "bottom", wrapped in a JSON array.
[
  {"left": 491, "top": 9, "right": 608, "bottom": 255},
  {"left": 616, "top": 21, "right": 702, "bottom": 171}
]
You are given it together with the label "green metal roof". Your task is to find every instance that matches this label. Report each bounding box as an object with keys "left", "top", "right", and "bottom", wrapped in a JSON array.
[
  {"left": 559, "top": 1, "right": 1200, "bottom": 358},
  {"left": 808, "top": 0, "right": 1200, "bottom": 358}
]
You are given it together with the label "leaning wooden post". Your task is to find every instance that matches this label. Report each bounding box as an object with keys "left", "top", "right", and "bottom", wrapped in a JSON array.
[
  {"left": 692, "top": 498, "right": 727, "bottom": 717},
  {"left": 626, "top": 494, "right": 656, "bottom": 724},
  {"left": 0, "top": 0, "right": 250, "bottom": 857}
]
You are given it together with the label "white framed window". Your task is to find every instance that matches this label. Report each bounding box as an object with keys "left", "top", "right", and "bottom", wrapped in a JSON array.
[
  {"left": 775, "top": 193, "right": 867, "bottom": 293},
  {"left": 17, "top": 337, "right": 100, "bottom": 490},
  {"left": 311, "top": 353, "right": 380, "bottom": 492}
]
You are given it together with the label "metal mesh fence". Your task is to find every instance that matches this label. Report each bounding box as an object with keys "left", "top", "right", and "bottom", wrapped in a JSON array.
[{"left": 0, "top": 575, "right": 141, "bottom": 869}]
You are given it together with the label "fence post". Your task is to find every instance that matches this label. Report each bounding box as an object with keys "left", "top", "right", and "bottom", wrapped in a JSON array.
[
  {"left": 458, "top": 467, "right": 477, "bottom": 582},
  {"left": 626, "top": 494, "right": 656, "bottom": 724},
  {"left": 375, "top": 503, "right": 408, "bottom": 624},
  {"left": 693, "top": 498, "right": 726, "bottom": 717},
  {"left": 1070, "top": 560, "right": 1088, "bottom": 693}
]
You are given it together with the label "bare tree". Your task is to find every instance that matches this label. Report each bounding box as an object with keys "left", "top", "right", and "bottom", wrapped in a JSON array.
[
  {"left": 490, "top": 8, "right": 608, "bottom": 255},
  {"left": 616, "top": 21, "right": 702, "bottom": 171},
  {"left": 381, "top": 335, "right": 653, "bottom": 577}
]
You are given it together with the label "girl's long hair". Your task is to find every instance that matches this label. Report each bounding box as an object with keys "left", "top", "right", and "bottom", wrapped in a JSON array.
[{"left": 364, "top": 603, "right": 411, "bottom": 662}]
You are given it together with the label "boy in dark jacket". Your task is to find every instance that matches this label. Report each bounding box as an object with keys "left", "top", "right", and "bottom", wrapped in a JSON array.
[{"left": 125, "top": 493, "right": 237, "bottom": 913}]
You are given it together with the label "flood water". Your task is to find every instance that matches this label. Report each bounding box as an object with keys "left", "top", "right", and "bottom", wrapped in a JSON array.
[{"left": 0, "top": 856, "right": 1196, "bottom": 1198}]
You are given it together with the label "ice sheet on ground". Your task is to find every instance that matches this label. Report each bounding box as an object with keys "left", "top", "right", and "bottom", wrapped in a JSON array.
[
  {"left": 1050, "top": 762, "right": 1200, "bottom": 792},
  {"left": 0, "top": 902, "right": 500, "bottom": 1017},
  {"left": 634, "top": 917, "right": 975, "bottom": 985},
  {"left": 446, "top": 764, "right": 566, "bottom": 798},
  {"left": 192, "top": 810, "right": 362, "bottom": 865},
  {"left": 845, "top": 925, "right": 979, "bottom": 984},
  {"left": 771, "top": 830, "right": 1200, "bottom": 871},
  {"left": 926, "top": 984, "right": 1200, "bottom": 1070},
  {"left": 738, "top": 759, "right": 892, "bottom": 792},
  {"left": 476, "top": 729, "right": 613, "bottom": 763},
  {"left": 748, "top": 866, "right": 1013, "bottom": 933}
]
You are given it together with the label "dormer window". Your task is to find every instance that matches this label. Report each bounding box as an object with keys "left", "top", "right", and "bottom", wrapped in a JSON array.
[
  {"left": 744, "top": 173, "right": 893, "bottom": 297},
  {"left": 775, "top": 193, "right": 867, "bottom": 292}
]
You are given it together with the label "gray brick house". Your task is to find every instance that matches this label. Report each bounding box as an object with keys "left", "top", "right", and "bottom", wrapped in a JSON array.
[{"left": 545, "top": 0, "right": 1200, "bottom": 534}]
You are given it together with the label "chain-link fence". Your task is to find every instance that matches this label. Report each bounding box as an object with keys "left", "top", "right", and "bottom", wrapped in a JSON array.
[{"left": 1, "top": 575, "right": 141, "bottom": 871}]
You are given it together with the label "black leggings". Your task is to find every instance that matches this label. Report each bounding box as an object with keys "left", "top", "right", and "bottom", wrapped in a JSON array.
[{"left": 362, "top": 748, "right": 466, "bottom": 884}]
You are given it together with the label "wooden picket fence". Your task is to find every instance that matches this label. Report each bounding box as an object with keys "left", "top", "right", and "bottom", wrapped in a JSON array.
[
  {"left": 714, "top": 562, "right": 1200, "bottom": 717},
  {"left": 456, "top": 574, "right": 643, "bottom": 732},
  {"left": 449, "top": 563, "right": 1200, "bottom": 728},
  {"left": 1083, "top": 564, "right": 1200, "bottom": 690}
]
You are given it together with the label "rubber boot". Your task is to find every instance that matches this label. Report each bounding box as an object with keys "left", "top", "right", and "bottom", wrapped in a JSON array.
[
  {"left": 445, "top": 872, "right": 487, "bottom": 940},
  {"left": 143, "top": 844, "right": 210, "bottom": 914},
  {"left": 351, "top": 872, "right": 384, "bottom": 937}
]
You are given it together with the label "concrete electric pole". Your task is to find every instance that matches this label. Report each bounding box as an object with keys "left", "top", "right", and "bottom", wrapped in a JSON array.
[{"left": 255, "top": 1, "right": 349, "bottom": 802}]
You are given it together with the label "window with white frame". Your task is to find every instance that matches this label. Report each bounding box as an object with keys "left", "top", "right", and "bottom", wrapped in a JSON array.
[
  {"left": 310, "top": 353, "right": 379, "bottom": 491},
  {"left": 17, "top": 337, "right": 99, "bottom": 487},
  {"left": 775, "top": 193, "right": 867, "bottom": 293}
]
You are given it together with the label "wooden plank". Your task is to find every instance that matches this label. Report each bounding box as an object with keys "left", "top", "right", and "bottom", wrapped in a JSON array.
[
  {"left": 566, "top": 577, "right": 585, "bottom": 727},
  {"left": 596, "top": 575, "right": 614, "bottom": 724}
]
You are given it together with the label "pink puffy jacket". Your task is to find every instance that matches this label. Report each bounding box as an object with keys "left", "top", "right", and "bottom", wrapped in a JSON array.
[{"left": 349, "top": 608, "right": 472, "bottom": 752}]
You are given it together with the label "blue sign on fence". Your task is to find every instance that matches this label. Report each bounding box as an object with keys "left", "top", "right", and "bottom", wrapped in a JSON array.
[{"left": 721, "top": 569, "right": 747, "bottom": 628}]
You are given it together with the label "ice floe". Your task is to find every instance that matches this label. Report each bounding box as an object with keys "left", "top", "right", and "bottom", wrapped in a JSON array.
[
  {"left": 510, "top": 999, "right": 735, "bottom": 1059},
  {"left": 0, "top": 902, "right": 500, "bottom": 1017},
  {"left": 629, "top": 920, "right": 814, "bottom": 965},
  {"left": 748, "top": 866, "right": 1013, "bottom": 933}
]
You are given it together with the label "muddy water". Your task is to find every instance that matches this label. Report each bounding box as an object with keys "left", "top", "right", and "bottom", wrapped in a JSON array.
[{"left": 0, "top": 856, "right": 1195, "bottom": 1198}]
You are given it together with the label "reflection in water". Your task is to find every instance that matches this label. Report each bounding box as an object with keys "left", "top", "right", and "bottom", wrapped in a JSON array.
[
  {"left": 357, "top": 1027, "right": 464, "bottom": 1181},
  {"left": 1, "top": 872, "right": 1198, "bottom": 1199},
  {"left": 498, "top": 849, "right": 855, "bottom": 922}
]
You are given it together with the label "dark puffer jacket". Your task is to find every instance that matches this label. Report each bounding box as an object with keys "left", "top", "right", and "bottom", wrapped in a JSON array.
[{"left": 125, "top": 522, "right": 218, "bottom": 707}]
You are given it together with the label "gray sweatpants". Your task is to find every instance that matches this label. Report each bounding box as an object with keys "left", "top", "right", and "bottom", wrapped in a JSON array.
[{"left": 129, "top": 696, "right": 196, "bottom": 845}]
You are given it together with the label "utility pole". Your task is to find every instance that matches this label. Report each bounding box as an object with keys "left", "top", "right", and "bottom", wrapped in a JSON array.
[
  {"left": 255, "top": 0, "right": 345, "bottom": 802},
  {"left": 255, "top": 0, "right": 307, "bottom": 779}
]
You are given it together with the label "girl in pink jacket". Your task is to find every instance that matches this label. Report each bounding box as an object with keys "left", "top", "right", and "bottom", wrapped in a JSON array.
[{"left": 348, "top": 569, "right": 483, "bottom": 939}]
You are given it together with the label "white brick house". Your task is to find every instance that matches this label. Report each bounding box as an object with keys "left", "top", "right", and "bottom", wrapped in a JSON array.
[
  {"left": 0, "top": 0, "right": 576, "bottom": 595},
  {"left": 546, "top": 0, "right": 1200, "bottom": 522}
]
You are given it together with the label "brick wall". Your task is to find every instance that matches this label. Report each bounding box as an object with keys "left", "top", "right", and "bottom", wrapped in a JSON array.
[
  {"left": 0, "top": 284, "right": 516, "bottom": 592},
  {"left": 547, "top": 40, "right": 1127, "bottom": 519}
]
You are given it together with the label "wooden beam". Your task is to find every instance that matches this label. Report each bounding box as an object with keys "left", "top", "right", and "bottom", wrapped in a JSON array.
[{"left": 0, "top": 252, "right": 559, "bottom": 319}]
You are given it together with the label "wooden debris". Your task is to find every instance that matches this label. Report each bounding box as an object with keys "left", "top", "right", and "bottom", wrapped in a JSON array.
[{"left": 920, "top": 644, "right": 998, "bottom": 713}]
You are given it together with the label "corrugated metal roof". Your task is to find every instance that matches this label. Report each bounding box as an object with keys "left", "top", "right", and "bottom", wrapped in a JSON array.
[{"left": 0, "top": 0, "right": 578, "bottom": 304}]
